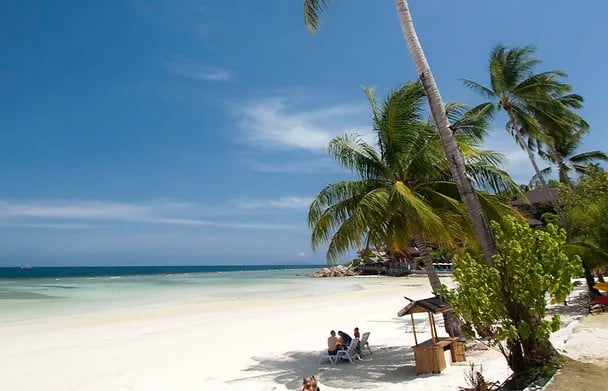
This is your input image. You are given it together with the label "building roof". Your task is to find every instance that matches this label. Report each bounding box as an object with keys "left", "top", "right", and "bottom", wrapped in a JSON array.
[
  {"left": 397, "top": 296, "right": 451, "bottom": 316},
  {"left": 510, "top": 189, "right": 558, "bottom": 207}
]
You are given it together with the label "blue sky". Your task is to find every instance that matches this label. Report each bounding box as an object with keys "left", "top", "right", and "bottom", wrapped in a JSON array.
[{"left": 1, "top": 0, "right": 606, "bottom": 266}]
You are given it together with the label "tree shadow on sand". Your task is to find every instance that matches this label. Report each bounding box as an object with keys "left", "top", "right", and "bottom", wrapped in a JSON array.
[
  {"left": 234, "top": 345, "right": 421, "bottom": 389},
  {"left": 547, "top": 291, "right": 590, "bottom": 319}
]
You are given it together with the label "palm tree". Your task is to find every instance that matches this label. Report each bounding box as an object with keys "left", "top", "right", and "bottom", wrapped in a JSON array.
[
  {"left": 462, "top": 45, "right": 579, "bottom": 210},
  {"left": 531, "top": 96, "right": 606, "bottom": 187},
  {"left": 303, "top": 0, "right": 500, "bottom": 265},
  {"left": 531, "top": 144, "right": 608, "bottom": 189},
  {"left": 309, "top": 82, "right": 520, "bottom": 335}
]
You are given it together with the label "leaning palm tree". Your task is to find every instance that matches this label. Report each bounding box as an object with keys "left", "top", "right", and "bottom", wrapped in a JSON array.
[
  {"left": 462, "top": 45, "right": 579, "bottom": 210},
  {"left": 304, "top": 0, "right": 500, "bottom": 265},
  {"left": 309, "top": 82, "right": 520, "bottom": 335}
]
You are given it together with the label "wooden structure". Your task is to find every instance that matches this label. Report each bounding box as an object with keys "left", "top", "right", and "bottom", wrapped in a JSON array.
[{"left": 397, "top": 296, "right": 466, "bottom": 374}]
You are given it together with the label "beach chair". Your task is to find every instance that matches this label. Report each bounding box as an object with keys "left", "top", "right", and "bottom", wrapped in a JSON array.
[
  {"left": 336, "top": 338, "right": 361, "bottom": 363},
  {"left": 359, "top": 332, "right": 372, "bottom": 354},
  {"left": 590, "top": 295, "right": 608, "bottom": 313},
  {"left": 319, "top": 351, "right": 338, "bottom": 365}
]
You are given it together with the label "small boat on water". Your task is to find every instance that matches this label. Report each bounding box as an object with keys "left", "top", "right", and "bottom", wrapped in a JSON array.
[{"left": 19, "top": 264, "right": 33, "bottom": 270}]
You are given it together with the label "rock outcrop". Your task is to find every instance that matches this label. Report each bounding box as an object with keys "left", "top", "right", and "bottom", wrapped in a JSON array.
[{"left": 313, "top": 265, "right": 359, "bottom": 277}]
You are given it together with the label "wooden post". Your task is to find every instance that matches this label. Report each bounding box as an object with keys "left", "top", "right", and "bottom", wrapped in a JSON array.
[
  {"left": 432, "top": 314, "right": 439, "bottom": 341},
  {"left": 429, "top": 312, "right": 436, "bottom": 343},
  {"left": 411, "top": 313, "right": 418, "bottom": 345}
]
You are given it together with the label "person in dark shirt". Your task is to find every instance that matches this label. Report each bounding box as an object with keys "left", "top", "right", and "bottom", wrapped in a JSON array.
[{"left": 337, "top": 330, "right": 352, "bottom": 349}]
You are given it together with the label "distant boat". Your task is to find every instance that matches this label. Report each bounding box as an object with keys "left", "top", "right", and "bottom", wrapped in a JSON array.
[{"left": 19, "top": 264, "right": 32, "bottom": 270}]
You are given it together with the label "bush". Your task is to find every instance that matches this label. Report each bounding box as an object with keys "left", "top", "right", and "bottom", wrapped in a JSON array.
[{"left": 442, "top": 217, "right": 582, "bottom": 373}]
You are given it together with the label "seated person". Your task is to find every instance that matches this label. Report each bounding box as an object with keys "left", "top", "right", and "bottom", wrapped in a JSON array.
[
  {"left": 327, "top": 330, "right": 338, "bottom": 355},
  {"left": 337, "top": 330, "right": 352, "bottom": 349},
  {"left": 300, "top": 375, "right": 320, "bottom": 391},
  {"left": 353, "top": 327, "right": 362, "bottom": 354}
]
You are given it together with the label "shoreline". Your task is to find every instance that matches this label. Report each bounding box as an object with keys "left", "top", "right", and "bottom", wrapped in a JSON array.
[{"left": 0, "top": 275, "right": 602, "bottom": 390}]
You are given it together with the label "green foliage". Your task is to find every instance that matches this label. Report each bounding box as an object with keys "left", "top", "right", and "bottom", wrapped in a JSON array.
[
  {"left": 303, "top": 0, "right": 329, "bottom": 32},
  {"left": 464, "top": 44, "right": 593, "bottom": 193},
  {"left": 516, "top": 202, "right": 555, "bottom": 223},
  {"left": 560, "top": 167, "right": 608, "bottom": 242},
  {"left": 348, "top": 258, "right": 363, "bottom": 267},
  {"left": 459, "top": 363, "right": 499, "bottom": 391},
  {"left": 442, "top": 217, "right": 582, "bottom": 372},
  {"left": 430, "top": 247, "right": 454, "bottom": 264},
  {"left": 503, "top": 362, "right": 560, "bottom": 391},
  {"left": 308, "top": 82, "right": 521, "bottom": 263}
]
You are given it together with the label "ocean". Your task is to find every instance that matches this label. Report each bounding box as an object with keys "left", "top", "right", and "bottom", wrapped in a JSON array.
[{"left": 0, "top": 265, "right": 362, "bottom": 324}]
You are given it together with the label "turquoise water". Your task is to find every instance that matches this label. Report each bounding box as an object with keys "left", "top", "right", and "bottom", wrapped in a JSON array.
[{"left": 0, "top": 266, "right": 363, "bottom": 324}]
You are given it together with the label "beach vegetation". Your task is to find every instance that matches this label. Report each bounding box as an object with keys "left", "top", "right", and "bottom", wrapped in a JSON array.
[
  {"left": 559, "top": 167, "right": 608, "bottom": 291},
  {"left": 302, "top": 1, "right": 604, "bottom": 382},
  {"left": 459, "top": 363, "right": 499, "bottom": 391},
  {"left": 442, "top": 217, "right": 582, "bottom": 376},
  {"left": 308, "top": 81, "right": 520, "bottom": 335}
]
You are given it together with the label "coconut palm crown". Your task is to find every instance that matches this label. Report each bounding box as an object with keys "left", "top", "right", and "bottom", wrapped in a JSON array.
[
  {"left": 308, "top": 82, "right": 520, "bottom": 263},
  {"left": 530, "top": 92, "right": 606, "bottom": 187},
  {"left": 462, "top": 45, "right": 584, "bottom": 208},
  {"left": 303, "top": 0, "right": 502, "bottom": 264}
]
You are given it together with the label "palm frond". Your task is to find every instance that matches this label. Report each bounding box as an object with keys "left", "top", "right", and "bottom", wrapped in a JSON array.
[
  {"left": 452, "top": 102, "right": 495, "bottom": 142},
  {"left": 461, "top": 79, "right": 495, "bottom": 99},
  {"left": 477, "top": 191, "right": 524, "bottom": 225},
  {"left": 328, "top": 134, "right": 387, "bottom": 179},
  {"left": 304, "top": 0, "right": 329, "bottom": 33},
  {"left": 363, "top": 86, "right": 381, "bottom": 127},
  {"left": 563, "top": 242, "right": 608, "bottom": 269},
  {"left": 569, "top": 150, "right": 608, "bottom": 164},
  {"left": 529, "top": 166, "right": 553, "bottom": 188},
  {"left": 512, "top": 71, "right": 567, "bottom": 97},
  {"left": 467, "top": 162, "right": 523, "bottom": 194}
]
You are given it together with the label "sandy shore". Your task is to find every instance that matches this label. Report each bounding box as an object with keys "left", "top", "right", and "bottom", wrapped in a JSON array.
[{"left": 0, "top": 275, "right": 603, "bottom": 390}]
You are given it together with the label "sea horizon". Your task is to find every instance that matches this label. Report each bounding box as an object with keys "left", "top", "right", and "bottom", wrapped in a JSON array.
[
  {"left": 0, "top": 263, "right": 359, "bottom": 324},
  {"left": 0, "top": 263, "right": 328, "bottom": 280}
]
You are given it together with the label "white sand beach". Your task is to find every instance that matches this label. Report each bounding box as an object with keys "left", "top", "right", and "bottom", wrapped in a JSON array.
[{"left": 0, "top": 275, "right": 604, "bottom": 390}]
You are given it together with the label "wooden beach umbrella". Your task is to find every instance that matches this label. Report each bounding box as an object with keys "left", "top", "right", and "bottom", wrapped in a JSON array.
[{"left": 397, "top": 296, "right": 452, "bottom": 345}]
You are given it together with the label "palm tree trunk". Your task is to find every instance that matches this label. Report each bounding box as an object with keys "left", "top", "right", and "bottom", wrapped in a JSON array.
[
  {"left": 507, "top": 113, "right": 560, "bottom": 211},
  {"left": 395, "top": 0, "right": 498, "bottom": 265},
  {"left": 413, "top": 236, "right": 462, "bottom": 337},
  {"left": 557, "top": 160, "right": 574, "bottom": 189}
]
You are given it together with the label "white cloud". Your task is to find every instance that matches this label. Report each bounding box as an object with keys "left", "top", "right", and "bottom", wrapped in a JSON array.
[
  {"left": 246, "top": 158, "right": 337, "bottom": 174},
  {"left": 235, "top": 196, "right": 314, "bottom": 210},
  {"left": 164, "top": 56, "right": 231, "bottom": 81},
  {"left": 239, "top": 98, "right": 373, "bottom": 151},
  {"left": 0, "top": 200, "right": 302, "bottom": 231}
]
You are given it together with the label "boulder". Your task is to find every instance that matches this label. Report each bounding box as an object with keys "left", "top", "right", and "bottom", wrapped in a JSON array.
[{"left": 313, "top": 265, "right": 359, "bottom": 277}]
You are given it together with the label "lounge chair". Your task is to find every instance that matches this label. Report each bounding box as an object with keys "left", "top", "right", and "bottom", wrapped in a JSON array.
[
  {"left": 590, "top": 295, "right": 608, "bottom": 313},
  {"left": 319, "top": 350, "right": 338, "bottom": 365},
  {"left": 359, "top": 332, "right": 372, "bottom": 354},
  {"left": 336, "top": 338, "right": 361, "bottom": 363}
]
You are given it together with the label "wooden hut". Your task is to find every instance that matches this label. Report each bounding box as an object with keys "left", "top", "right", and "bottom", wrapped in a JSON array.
[{"left": 397, "top": 296, "right": 466, "bottom": 374}]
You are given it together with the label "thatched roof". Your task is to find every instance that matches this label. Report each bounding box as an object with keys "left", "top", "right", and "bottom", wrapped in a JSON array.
[
  {"left": 510, "top": 189, "right": 558, "bottom": 207},
  {"left": 397, "top": 296, "right": 451, "bottom": 316}
]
